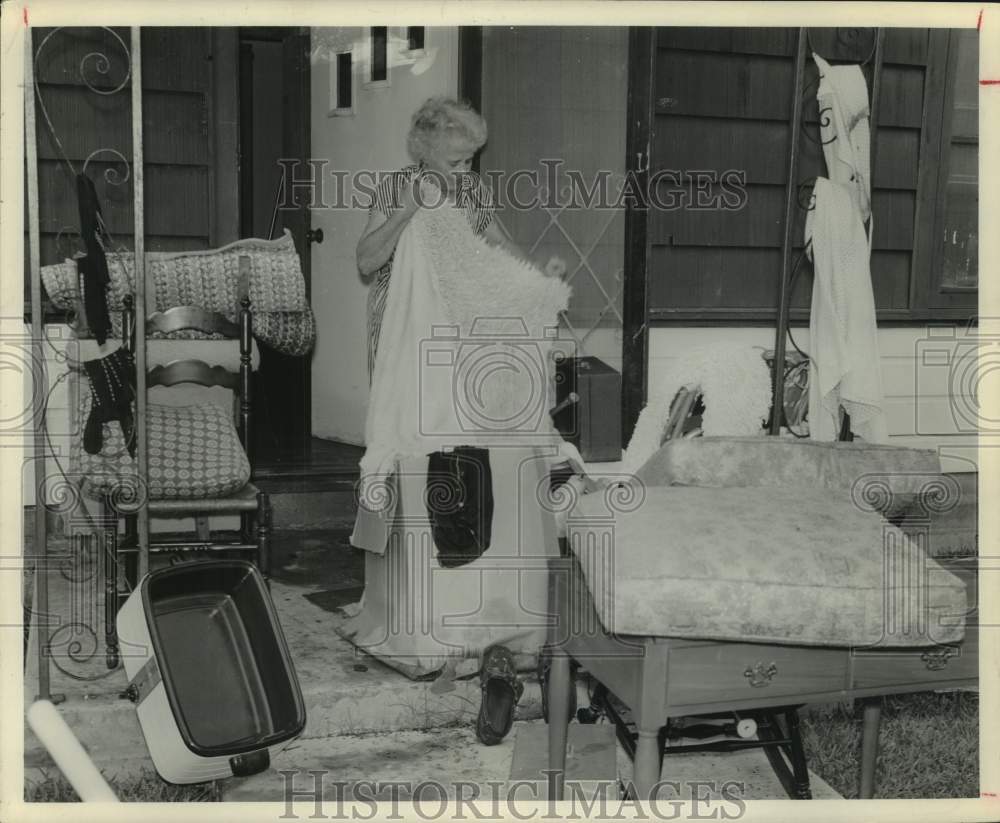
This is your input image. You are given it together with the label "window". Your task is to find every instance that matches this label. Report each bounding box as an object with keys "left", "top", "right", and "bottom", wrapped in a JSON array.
[
  {"left": 370, "top": 26, "right": 388, "bottom": 83},
  {"left": 407, "top": 26, "right": 426, "bottom": 53},
  {"left": 936, "top": 29, "right": 978, "bottom": 292},
  {"left": 633, "top": 27, "right": 979, "bottom": 324},
  {"left": 328, "top": 51, "right": 353, "bottom": 116}
]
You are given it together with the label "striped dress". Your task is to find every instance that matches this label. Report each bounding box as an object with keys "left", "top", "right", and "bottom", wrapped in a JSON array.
[{"left": 366, "top": 164, "right": 496, "bottom": 380}]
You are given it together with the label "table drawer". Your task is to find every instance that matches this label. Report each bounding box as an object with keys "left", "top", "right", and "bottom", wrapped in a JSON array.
[
  {"left": 852, "top": 625, "right": 978, "bottom": 691},
  {"left": 665, "top": 642, "right": 848, "bottom": 708}
]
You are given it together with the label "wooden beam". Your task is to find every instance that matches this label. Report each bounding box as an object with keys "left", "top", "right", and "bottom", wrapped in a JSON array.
[
  {"left": 459, "top": 27, "right": 483, "bottom": 174},
  {"left": 211, "top": 28, "right": 241, "bottom": 246},
  {"left": 909, "top": 30, "right": 953, "bottom": 312},
  {"left": 621, "top": 27, "right": 654, "bottom": 447}
]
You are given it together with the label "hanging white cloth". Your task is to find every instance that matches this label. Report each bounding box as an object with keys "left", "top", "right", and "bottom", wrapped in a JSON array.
[
  {"left": 805, "top": 178, "right": 888, "bottom": 443},
  {"left": 813, "top": 53, "right": 872, "bottom": 229}
]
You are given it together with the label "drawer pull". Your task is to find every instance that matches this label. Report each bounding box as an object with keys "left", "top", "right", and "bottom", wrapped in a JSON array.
[
  {"left": 744, "top": 661, "right": 778, "bottom": 687},
  {"left": 921, "top": 647, "right": 957, "bottom": 671}
]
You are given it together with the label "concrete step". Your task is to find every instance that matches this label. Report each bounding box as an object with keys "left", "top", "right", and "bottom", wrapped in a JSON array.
[
  {"left": 269, "top": 489, "right": 357, "bottom": 530},
  {"left": 219, "top": 720, "right": 843, "bottom": 803}
]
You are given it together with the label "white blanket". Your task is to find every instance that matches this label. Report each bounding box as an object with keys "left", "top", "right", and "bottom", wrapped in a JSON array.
[
  {"left": 358, "top": 189, "right": 571, "bottom": 512},
  {"left": 805, "top": 178, "right": 888, "bottom": 443}
]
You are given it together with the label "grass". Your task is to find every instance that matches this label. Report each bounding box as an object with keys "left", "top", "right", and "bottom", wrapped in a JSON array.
[
  {"left": 801, "top": 690, "right": 979, "bottom": 798},
  {"left": 25, "top": 768, "right": 221, "bottom": 802}
]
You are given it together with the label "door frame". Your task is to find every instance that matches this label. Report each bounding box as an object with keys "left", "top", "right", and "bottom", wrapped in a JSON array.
[{"left": 238, "top": 26, "right": 313, "bottom": 452}]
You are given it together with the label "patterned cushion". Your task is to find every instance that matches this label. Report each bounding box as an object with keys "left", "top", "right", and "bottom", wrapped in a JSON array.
[
  {"left": 40, "top": 231, "right": 316, "bottom": 357},
  {"left": 635, "top": 436, "right": 949, "bottom": 521},
  {"left": 73, "top": 391, "right": 250, "bottom": 502},
  {"left": 565, "top": 485, "right": 968, "bottom": 648}
]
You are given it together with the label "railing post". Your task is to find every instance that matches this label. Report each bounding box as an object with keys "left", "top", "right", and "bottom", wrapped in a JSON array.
[
  {"left": 130, "top": 27, "right": 150, "bottom": 580},
  {"left": 238, "top": 256, "right": 253, "bottom": 474},
  {"left": 25, "top": 26, "right": 55, "bottom": 702},
  {"left": 769, "top": 28, "right": 809, "bottom": 436}
]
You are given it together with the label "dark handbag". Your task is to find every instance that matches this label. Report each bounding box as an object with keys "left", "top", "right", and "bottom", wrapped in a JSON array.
[{"left": 425, "top": 447, "right": 494, "bottom": 569}]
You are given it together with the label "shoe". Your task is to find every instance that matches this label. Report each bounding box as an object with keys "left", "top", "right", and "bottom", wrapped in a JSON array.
[{"left": 476, "top": 645, "right": 523, "bottom": 745}]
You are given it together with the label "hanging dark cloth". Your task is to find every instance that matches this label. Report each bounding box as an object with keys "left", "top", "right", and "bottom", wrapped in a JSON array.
[
  {"left": 83, "top": 346, "right": 136, "bottom": 458},
  {"left": 425, "top": 447, "right": 494, "bottom": 569},
  {"left": 75, "top": 173, "right": 112, "bottom": 345}
]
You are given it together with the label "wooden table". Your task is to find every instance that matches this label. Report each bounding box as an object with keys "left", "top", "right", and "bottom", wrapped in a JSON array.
[{"left": 545, "top": 555, "right": 977, "bottom": 800}]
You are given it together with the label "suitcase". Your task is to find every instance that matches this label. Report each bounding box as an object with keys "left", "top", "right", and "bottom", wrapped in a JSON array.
[
  {"left": 116, "top": 560, "right": 305, "bottom": 783},
  {"left": 552, "top": 356, "right": 622, "bottom": 462}
]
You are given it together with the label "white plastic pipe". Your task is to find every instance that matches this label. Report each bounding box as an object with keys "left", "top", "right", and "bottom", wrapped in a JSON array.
[{"left": 26, "top": 701, "right": 119, "bottom": 802}]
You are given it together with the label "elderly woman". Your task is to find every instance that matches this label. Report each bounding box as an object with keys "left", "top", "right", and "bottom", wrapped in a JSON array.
[
  {"left": 357, "top": 96, "right": 552, "bottom": 377},
  {"left": 353, "top": 96, "right": 564, "bottom": 747}
]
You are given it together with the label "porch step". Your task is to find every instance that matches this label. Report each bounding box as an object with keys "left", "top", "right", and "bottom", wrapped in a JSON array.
[{"left": 267, "top": 489, "right": 357, "bottom": 531}]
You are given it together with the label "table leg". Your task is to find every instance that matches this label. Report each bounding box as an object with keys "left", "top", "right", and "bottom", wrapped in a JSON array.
[
  {"left": 633, "top": 727, "right": 662, "bottom": 802},
  {"left": 859, "top": 699, "right": 882, "bottom": 799},
  {"left": 546, "top": 648, "right": 571, "bottom": 801},
  {"left": 784, "top": 709, "right": 812, "bottom": 799}
]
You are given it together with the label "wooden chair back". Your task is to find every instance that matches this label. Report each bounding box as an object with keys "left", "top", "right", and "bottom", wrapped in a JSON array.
[{"left": 122, "top": 256, "right": 255, "bottom": 463}]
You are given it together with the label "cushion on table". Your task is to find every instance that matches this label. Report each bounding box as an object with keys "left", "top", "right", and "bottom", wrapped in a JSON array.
[
  {"left": 565, "top": 485, "right": 968, "bottom": 648},
  {"left": 634, "top": 436, "right": 951, "bottom": 521}
]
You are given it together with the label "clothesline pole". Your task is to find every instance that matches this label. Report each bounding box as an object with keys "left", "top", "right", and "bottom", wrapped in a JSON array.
[
  {"left": 25, "top": 27, "right": 53, "bottom": 701},
  {"left": 868, "top": 30, "right": 885, "bottom": 218},
  {"left": 130, "top": 27, "right": 150, "bottom": 580},
  {"left": 769, "top": 28, "right": 809, "bottom": 436}
]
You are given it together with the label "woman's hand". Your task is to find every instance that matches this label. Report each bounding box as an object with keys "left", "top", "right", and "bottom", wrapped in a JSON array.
[
  {"left": 398, "top": 176, "right": 424, "bottom": 218},
  {"left": 357, "top": 176, "right": 425, "bottom": 277}
]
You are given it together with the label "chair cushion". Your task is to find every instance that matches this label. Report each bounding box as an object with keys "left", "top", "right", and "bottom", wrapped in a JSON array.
[
  {"left": 565, "top": 485, "right": 968, "bottom": 648},
  {"left": 74, "top": 393, "right": 250, "bottom": 502},
  {"left": 634, "top": 436, "right": 949, "bottom": 521}
]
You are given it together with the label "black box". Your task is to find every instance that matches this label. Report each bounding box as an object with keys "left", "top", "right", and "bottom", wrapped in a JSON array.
[{"left": 552, "top": 356, "right": 622, "bottom": 462}]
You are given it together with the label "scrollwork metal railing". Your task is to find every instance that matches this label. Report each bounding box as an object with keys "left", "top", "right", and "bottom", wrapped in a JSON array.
[{"left": 26, "top": 25, "right": 147, "bottom": 698}]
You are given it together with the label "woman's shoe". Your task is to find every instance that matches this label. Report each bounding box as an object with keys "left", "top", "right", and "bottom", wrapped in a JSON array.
[{"left": 476, "top": 645, "right": 523, "bottom": 745}]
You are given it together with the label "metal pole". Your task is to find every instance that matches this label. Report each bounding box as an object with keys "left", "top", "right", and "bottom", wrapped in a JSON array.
[
  {"left": 130, "top": 28, "right": 150, "bottom": 580},
  {"left": 769, "top": 28, "right": 809, "bottom": 436},
  {"left": 868, "top": 30, "right": 885, "bottom": 235},
  {"left": 25, "top": 28, "right": 54, "bottom": 702}
]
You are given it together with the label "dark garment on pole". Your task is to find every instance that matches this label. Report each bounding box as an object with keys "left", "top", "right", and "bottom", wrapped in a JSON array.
[{"left": 76, "top": 173, "right": 112, "bottom": 345}]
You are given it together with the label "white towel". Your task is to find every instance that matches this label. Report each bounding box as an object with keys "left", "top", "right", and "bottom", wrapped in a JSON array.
[
  {"left": 622, "top": 342, "right": 773, "bottom": 475},
  {"left": 813, "top": 53, "right": 872, "bottom": 228},
  {"left": 805, "top": 178, "right": 888, "bottom": 443},
  {"left": 358, "top": 185, "right": 571, "bottom": 513}
]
